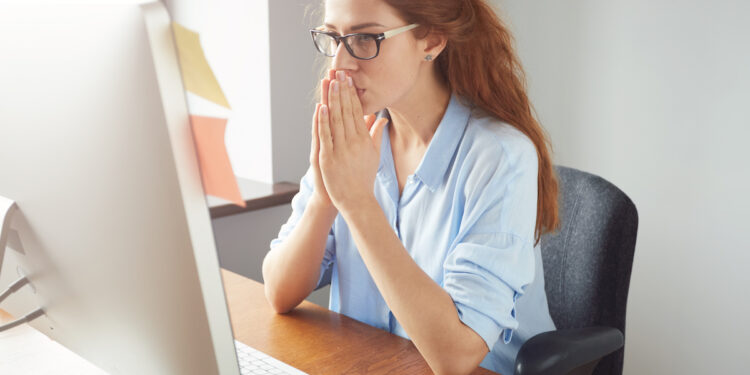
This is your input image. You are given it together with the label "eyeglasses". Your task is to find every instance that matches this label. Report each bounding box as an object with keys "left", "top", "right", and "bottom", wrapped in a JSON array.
[{"left": 310, "top": 24, "right": 419, "bottom": 60}]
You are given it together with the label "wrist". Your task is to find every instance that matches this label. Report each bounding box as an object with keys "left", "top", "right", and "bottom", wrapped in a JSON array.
[
  {"left": 308, "top": 194, "right": 338, "bottom": 218},
  {"left": 339, "top": 195, "right": 380, "bottom": 223}
]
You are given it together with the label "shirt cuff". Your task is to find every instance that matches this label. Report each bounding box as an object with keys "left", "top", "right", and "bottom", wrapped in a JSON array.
[{"left": 454, "top": 299, "right": 514, "bottom": 351}]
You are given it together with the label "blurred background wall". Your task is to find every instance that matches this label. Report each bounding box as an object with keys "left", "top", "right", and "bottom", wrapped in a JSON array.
[
  {"left": 164, "top": 0, "right": 329, "bottom": 306},
  {"left": 164, "top": 0, "right": 318, "bottom": 184},
  {"left": 494, "top": 1, "right": 750, "bottom": 373}
]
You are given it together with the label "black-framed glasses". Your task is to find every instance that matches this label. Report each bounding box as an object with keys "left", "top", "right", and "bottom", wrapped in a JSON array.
[{"left": 310, "top": 24, "right": 419, "bottom": 60}]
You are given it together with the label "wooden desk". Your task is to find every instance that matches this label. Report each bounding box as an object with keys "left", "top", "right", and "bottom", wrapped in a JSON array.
[
  {"left": 222, "top": 269, "right": 498, "bottom": 375},
  {"left": 0, "top": 271, "right": 498, "bottom": 374}
]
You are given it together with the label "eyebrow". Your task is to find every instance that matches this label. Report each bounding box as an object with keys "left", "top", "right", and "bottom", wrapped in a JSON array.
[{"left": 323, "top": 22, "right": 386, "bottom": 32}]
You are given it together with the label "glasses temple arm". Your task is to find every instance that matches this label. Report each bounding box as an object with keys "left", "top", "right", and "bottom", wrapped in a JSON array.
[{"left": 382, "top": 23, "right": 419, "bottom": 39}]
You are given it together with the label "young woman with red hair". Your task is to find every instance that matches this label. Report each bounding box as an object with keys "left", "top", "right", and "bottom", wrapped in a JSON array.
[{"left": 263, "top": 0, "right": 560, "bottom": 373}]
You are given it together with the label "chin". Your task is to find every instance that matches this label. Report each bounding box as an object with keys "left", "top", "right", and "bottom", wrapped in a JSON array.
[
  {"left": 360, "top": 103, "right": 372, "bottom": 116},
  {"left": 361, "top": 99, "right": 384, "bottom": 117},
  {"left": 359, "top": 92, "right": 380, "bottom": 116},
  {"left": 362, "top": 104, "right": 373, "bottom": 115},
  {"left": 359, "top": 98, "right": 370, "bottom": 115}
]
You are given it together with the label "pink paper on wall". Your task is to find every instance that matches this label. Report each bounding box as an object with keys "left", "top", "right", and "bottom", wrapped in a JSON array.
[{"left": 189, "top": 115, "right": 246, "bottom": 207}]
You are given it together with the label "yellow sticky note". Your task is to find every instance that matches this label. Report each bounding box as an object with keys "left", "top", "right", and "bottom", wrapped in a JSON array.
[
  {"left": 171, "top": 22, "right": 231, "bottom": 109},
  {"left": 190, "top": 115, "right": 245, "bottom": 207}
]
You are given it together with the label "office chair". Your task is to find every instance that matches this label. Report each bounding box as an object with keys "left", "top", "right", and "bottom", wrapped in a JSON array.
[{"left": 514, "top": 166, "right": 639, "bottom": 375}]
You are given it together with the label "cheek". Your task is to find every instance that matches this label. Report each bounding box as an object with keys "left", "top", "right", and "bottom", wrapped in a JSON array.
[
  {"left": 374, "top": 70, "right": 416, "bottom": 105},
  {"left": 362, "top": 58, "right": 417, "bottom": 111}
]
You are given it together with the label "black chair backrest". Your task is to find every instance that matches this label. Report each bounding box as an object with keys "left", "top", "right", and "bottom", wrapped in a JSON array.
[{"left": 540, "top": 166, "right": 638, "bottom": 375}]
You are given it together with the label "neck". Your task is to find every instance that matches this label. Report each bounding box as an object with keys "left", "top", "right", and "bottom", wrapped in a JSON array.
[{"left": 387, "top": 66, "right": 451, "bottom": 150}]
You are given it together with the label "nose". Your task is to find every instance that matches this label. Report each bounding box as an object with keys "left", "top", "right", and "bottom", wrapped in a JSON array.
[{"left": 331, "top": 40, "right": 357, "bottom": 72}]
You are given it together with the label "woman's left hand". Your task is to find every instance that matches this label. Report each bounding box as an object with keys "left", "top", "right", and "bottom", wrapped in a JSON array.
[{"left": 317, "top": 70, "right": 389, "bottom": 216}]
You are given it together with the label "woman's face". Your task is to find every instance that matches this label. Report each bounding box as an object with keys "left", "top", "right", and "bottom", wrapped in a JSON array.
[{"left": 323, "top": 0, "right": 423, "bottom": 115}]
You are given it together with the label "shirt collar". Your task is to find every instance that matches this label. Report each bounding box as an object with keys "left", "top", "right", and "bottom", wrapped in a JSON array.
[{"left": 376, "top": 92, "right": 473, "bottom": 192}]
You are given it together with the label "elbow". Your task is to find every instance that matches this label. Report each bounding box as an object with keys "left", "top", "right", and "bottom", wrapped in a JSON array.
[
  {"left": 261, "top": 268, "right": 309, "bottom": 314},
  {"left": 261, "top": 248, "right": 315, "bottom": 314},
  {"left": 270, "top": 303, "right": 294, "bottom": 315},
  {"left": 261, "top": 250, "right": 293, "bottom": 314},
  {"left": 263, "top": 283, "right": 295, "bottom": 314},
  {"left": 429, "top": 339, "right": 488, "bottom": 375},
  {"left": 432, "top": 360, "right": 479, "bottom": 375}
]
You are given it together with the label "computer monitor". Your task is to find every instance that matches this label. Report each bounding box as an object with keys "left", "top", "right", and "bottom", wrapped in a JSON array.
[{"left": 0, "top": 2, "right": 242, "bottom": 374}]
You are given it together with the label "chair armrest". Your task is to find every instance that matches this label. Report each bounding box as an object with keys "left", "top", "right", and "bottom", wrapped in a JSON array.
[{"left": 514, "top": 326, "right": 623, "bottom": 375}]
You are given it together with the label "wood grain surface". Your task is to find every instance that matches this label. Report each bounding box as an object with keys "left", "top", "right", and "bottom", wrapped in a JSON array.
[
  {"left": 0, "top": 271, "right": 499, "bottom": 374},
  {"left": 222, "top": 269, "right": 499, "bottom": 375}
]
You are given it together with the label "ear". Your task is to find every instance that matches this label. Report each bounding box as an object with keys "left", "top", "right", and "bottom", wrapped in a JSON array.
[{"left": 420, "top": 28, "right": 447, "bottom": 60}]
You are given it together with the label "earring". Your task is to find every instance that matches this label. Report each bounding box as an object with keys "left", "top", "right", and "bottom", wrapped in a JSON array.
[{"left": 424, "top": 54, "right": 433, "bottom": 61}]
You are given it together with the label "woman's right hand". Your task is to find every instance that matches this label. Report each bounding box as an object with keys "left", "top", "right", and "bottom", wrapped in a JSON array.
[
  {"left": 309, "top": 69, "right": 336, "bottom": 210},
  {"left": 310, "top": 69, "right": 378, "bottom": 211}
]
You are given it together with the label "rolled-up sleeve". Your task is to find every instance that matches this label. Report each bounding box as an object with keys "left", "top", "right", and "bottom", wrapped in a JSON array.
[
  {"left": 269, "top": 166, "right": 336, "bottom": 289},
  {"left": 442, "top": 140, "right": 538, "bottom": 350}
]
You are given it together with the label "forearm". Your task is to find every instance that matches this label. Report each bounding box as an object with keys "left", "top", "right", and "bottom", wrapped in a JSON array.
[
  {"left": 341, "top": 198, "right": 488, "bottom": 374},
  {"left": 262, "top": 197, "right": 338, "bottom": 313}
]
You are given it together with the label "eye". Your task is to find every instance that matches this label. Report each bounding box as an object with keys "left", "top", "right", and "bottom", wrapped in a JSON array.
[{"left": 353, "top": 34, "right": 375, "bottom": 44}]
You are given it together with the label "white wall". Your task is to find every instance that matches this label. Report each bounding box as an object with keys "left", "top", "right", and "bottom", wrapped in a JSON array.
[
  {"left": 165, "top": 0, "right": 317, "bottom": 184},
  {"left": 165, "top": 0, "right": 274, "bottom": 183},
  {"left": 495, "top": 0, "right": 750, "bottom": 373},
  {"left": 164, "top": 0, "right": 325, "bottom": 304},
  {"left": 269, "top": 0, "right": 324, "bottom": 183}
]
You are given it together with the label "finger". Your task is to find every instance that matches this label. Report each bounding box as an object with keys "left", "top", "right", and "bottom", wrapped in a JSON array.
[
  {"left": 319, "top": 104, "right": 333, "bottom": 153},
  {"left": 325, "top": 69, "right": 337, "bottom": 107},
  {"left": 346, "top": 74, "right": 366, "bottom": 136},
  {"left": 311, "top": 103, "right": 321, "bottom": 161},
  {"left": 328, "top": 76, "right": 346, "bottom": 144},
  {"left": 364, "top": 114, "right": 376, "bottom": 132},
  {"left": 321, "top": 78, "right": 330, "bottom": 106},
  {"left": 337, "top": 72, "right": 356, "bottom": 139},
  {"left": 369, "top": 118, "right": 389, "bottom": 157}
]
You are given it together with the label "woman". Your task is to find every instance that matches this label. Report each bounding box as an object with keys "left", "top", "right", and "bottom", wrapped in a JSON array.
[{"left": 262, "top": 0, "right": 560, "bottom": 373}]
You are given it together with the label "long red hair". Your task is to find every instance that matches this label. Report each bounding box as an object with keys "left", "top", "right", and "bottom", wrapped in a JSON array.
[
  {"left": 309, "top": 0, "right": 560, "bottom": 244},
  {"left": 383, "top": 0, "right": 560, "bottom": 245}
]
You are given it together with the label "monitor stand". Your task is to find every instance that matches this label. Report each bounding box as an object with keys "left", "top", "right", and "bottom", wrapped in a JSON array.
[
  {"left": 0, "top": 195, "right": 45, "bottom": 332},
  {"left": 0, "top": 196, "right": 17, "bottom": 274}
]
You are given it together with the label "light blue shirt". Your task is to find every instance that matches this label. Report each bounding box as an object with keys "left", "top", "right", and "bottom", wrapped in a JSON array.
[{"left": 270, "top": 92, "right": 556, "bottom": 374}]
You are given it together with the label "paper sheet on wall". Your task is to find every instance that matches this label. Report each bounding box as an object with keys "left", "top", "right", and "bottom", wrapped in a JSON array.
[
  {"left": 171, "top": 22, "right": 231, "bottom": 109},
  {"left": 189, "top": 115, "right": 246, "bottom": 208}
]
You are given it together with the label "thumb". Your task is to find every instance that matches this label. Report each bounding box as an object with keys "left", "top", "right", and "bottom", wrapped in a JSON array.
[
  {"left": 369, "top": 118, "right": 388, "bottom": 156},
  {"left": 364, "top": 114, "right": 376, "bottom": 132}
]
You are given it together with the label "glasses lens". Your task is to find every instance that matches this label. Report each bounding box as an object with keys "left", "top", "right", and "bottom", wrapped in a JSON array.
[
  {"left": 313, "top": 32, "right": 337, "bottom": 56},
  {"left": 346, "top": 34, "right": 378, "bottom": 59}
]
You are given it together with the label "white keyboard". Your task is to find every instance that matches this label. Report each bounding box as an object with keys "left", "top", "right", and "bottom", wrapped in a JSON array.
[{"left": 234, "top": 340, "right": 308, "bottom": 375}]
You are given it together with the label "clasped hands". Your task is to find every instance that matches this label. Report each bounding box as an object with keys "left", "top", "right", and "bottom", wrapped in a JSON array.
[{"left": 308, "top": 69, "right": 389, "bottom": 216}]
